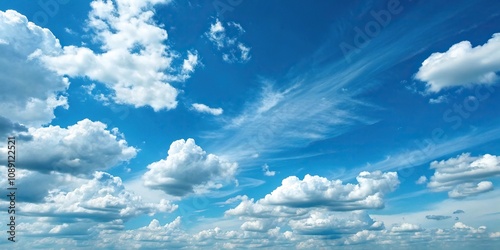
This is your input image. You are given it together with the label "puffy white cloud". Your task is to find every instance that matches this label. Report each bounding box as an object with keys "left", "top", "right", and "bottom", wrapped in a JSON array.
[
  {"left": 262, "top": 164, "right": 276, "bottom": 177},
  {"left": 22, "top": 171, "right": 177, "bottom": 221},
  {"left": 344, "top": 230, "right": 376, "bottom": 245},
  {"left": 224, "top": 195, "right": 308, "bottom": 218},
  {"left": 427, "top": 153, "right": 500, "bottom": 198},
  {"left": 0, "top": 10, "right": 69, "bottom": 126},
  {"left": 241, "top": 220, "right": 274, "bottom": 232},
  {"left": 448, "top": 181, "right": 493, "bottom": 199},
  {"left": 143, "top": 138, "right": 238, "bottom": 196},
  {"left": 261, "top": 171, "right": 399, "bottom": 210},
  {"left": 415, "top": 33, "right": 500, "bottom": 92},
  {"left": 288, "top": 210, "right": 384, "bottom": 235},
  {"left": 453, "top": 222, "right": 487, "bottom": 234},
  {"left": 191, "top": 103, "right": 224, "bottom": 116},
  {"left": 206, "top": 19, "right": 251, "bottom": 63},
  {"left": 391, "top": 223, "right": 423, "bottom": 233},
  {"left": 40, "top": 0, "right": 199, "bottom": 111},
  {"left": 416, "top": 175, "right": 428, "bottom": 185},
  {"left": 10, "top": 119, "right": 137, "bottom": 175}
]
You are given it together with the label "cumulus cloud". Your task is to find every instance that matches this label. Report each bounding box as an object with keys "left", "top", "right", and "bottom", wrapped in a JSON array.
[
  {"left": 22, "top": 171, "right": 177, "bottom": 221},
  {"left": 453, "top": 209, "right": 465, "bottom": 214},
  {"left": 8, "top": 119, "right": 137, "bottom": 175},
  {"left": 453, "top": 222, "right": 487, "bottom": 234},
  {"left": 0, "top": 10, "right": 69, "bottom": 126},
  {"left": 261, "top": 171, "right": 399, "bottom": 210},
  {"left": 224, "top": 195, "right": 308, "bottom": 218},
  {"left": 206, "top": 19, "right": 251, "bottom": 63},
  {"left": 40, "top": 0, "right": 199, "bottom": 111},
  {"left": 288, "top": 210, "right": 384, "bottom": 235},
  {"left": 391, "top": 223, "right": 423, "bottom": 233},
  {"left": 191, "top": 103, "right": 223, "bottom": 116},
  {"left": 0, "top": 167, "right": 87, "bottom": 203},
  {"left": 0, "top": 115, "right": 31, "bottom": 140},
  {"left": 241, "top": 219, "right": 274, "bottom": 232},
  {"left": 262, "top": 164, "right": 276, "bottom": 177},
  {"left": 448, "top": 181, "right": 493, "bottom": 199},
  {"left": 344, "top": 230, "right": 376, "bottom": 245},
  {"left": 415, "top": 33, "right": 500, "bottom": 92},
  {"left": 427, "top": 153, "right": 500, "bottom": 198},
  {"left": 425, "top": 215, "right": 452, "bottom": 221},
  {"left": 416, "top": 175, "right": 427, "bottom": 185},
  {"left": 143, "top": 138, "right": 238, "bottom": 196}
]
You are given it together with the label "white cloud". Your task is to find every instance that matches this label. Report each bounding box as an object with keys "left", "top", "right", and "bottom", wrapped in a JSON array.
[
  {"left": 241, "top": 220, "right": 273, "bottom": 232},
  {"left": 453, "top": 222, "right": 487, "bottom": 234},
  {"left": 429, "top": 95, "right": 448, "bottom": 104},
  {"left": 288, "top": 210, "right": 384, "bottom": 235},
  {"left": 448, "top": 181, "right": 493, "bottom": 199},
  {"left": 262, "top": 164, "right": 276, "bottom": 177},
  {"left": 0, "top": 10, "right": 69, "bottom": 126},
  {"left": 143, "top": 138, "right": 238, "bottom": 196},
  {"left": 416, "top": 175, "right": 428, "bottom": 185},
  {"left": 224, "top": 195, "right": 308, "bottom": 218},
  {"left": 391, "top": 223, "right": 423, "bottom": 233},
  {"left": 206, "top": 19, "right": 251, "bottom": 63},
  {"left": 182, "top": 51, "right": 199, "bottom": 74},
  {"left": 0, "top": 167, "right": 87, "bottom": 203},
  {"left": 415, "top": 33, "right": 500, "bottom": 92},
  {"left": 344, "top": 230, "right": 376, "bottom": 245},
  {"left": 191, "top": 103, "right": 223, "bottom": 116},
  {"left": 427, "top": 153, "right": 500, "bottom": 198},
  {"left": 22, "top": 171, "right": 177, "bottom": 221},
  {"left": 261, "top": 171, "right": 399, "bottom": 210},
  {"left": 6, "top": 119, "right": 137, "bottom": 175},
  {"left": 39, "top": 0, "right": 199, "bottom": 111}
]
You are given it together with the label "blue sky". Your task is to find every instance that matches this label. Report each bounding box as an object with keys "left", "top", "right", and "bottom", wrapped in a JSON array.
[{"left": 1, "top": 0, "right": 500, "bottom": 249}]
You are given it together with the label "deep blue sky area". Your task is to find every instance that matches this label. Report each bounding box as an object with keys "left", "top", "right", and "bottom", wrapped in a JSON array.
[{"left": 1, "top": 0, "right": 500, "bottom": 249}]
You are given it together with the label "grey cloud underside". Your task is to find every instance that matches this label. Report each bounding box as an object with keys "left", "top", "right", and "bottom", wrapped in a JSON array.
[{"left": 426, "top": 215, "right": 452, "bottom": 221}]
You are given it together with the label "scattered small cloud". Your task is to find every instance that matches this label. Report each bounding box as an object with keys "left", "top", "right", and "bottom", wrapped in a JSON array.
[
  {"left": 262, "top": 164, "right": 276, "bottom": 177},
  {"left": 191, "top": 103, "right": 223, "bottom": 116},
  {"left": 429, "top": 95, "right": 448, "bottom": 104},
  {"left": 416, "top": 175, "right": 428, "bottom": 185},
  {"left": 206, "top": 19, "right": 251, "bottom": 63},
  {"left": 425, "top": 215, "right": 452, "bottom": 221}
]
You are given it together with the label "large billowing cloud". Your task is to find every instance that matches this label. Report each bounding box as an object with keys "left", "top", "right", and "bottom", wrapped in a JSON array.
[
  {"left": 39, "top": 0, "right": 198, "bottom": 111},
  {"left": 22, "top": 171, "right": 177, "bottom": 221},
  {"left": 261, "top": 171, "right": 399, "bottom": 210},
  {"left": 416, "top": 33, "right": 500, "bottom": 92},
  {"left": 6, "top": 119, "right": 137, "bottom": 175},
  {"left": 143, "top": 138, "right": 238, "bottom": 196},
  {"left": 427, "top": 153, "right": 500, "bottom": 198},
  {"left": 0, "top": 10, "right": 69, "bottom": 126}
]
